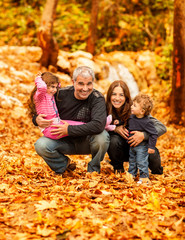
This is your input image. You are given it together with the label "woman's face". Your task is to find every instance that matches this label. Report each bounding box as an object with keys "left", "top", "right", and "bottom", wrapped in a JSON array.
[{"left": 111, "top": 86, "right": 126, "bottom": 109}]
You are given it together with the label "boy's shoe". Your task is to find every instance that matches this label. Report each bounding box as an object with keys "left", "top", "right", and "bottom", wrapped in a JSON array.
[{"left": 137, "top": 178, "right": 149, "bottom": 184}]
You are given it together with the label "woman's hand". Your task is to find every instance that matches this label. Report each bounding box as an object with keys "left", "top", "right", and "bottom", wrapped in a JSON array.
[
  {"left": 128, "top": 131, "right": 144, "bottom": 147},
  {"left": 115, "top": 126, "right": 129, "bottom": 140},
  {"left": 50, "top": 120, "right": 69, "bottom": 138},
  {"left": 36, "top": 114, "right": 53, "bottom": 128}
]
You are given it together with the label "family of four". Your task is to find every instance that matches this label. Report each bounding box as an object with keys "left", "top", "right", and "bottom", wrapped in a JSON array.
[{"left": 29, "top": 66, "right": 166, "bottom": 184}]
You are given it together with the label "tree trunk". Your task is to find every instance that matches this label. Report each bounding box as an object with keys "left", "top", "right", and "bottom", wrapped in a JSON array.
[
  {"left": 37, "top": 0, "right": 59, "bottom": 68},
  {"left": 86, "top": 0, "right": 99, "bottom": 55},
  {"left": 170, "top": 0, "right": 185, "bottom": 124}
]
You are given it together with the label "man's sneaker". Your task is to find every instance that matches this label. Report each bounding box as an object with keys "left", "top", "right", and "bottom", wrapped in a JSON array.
[
  {"left": 66, "top": 158, "right": 76, "bottom": 172},
  {"left": 55, "top": 158, "right": 76, "bottom": 176},
  {"left": 67, "top": 163, "right": 76, "bottom": 171}
]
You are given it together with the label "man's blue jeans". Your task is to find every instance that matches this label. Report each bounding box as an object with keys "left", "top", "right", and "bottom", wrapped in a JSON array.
[
  {"left": 34, "top": 130, "right": 110, "bottom": 174},
  {"left": 128, "top": 144, "right": 149, "bottom": 178}
]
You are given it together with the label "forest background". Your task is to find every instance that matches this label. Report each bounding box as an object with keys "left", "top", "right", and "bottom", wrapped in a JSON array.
[
  {"left": 0, "top": 0, "right": 173, "bottom": 80},
  {"left": 0, "top": 0, "right": 185, "bottom": 240}
]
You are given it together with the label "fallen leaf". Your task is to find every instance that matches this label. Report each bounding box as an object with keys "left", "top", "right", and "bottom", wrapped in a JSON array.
[{"left": 34, "top": 200, "right": 58, "bottom": 211}]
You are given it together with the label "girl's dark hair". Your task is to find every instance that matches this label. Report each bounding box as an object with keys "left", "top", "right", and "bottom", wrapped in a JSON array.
[
  {"left": 106, "top": 80, "right": 132, "bottom": 125},
  {"left": 28, "top": 72, "right": 60, "bottom": 117}
]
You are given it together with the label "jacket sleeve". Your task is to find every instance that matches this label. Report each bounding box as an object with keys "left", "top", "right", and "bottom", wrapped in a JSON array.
[
  {"left": 68, "top": 96, "right": 107, "bottom": 136},
  {"left": 143, "top": 114, "right": 167, "bottom": 140},
  {"left": 144, "top": 121, "right": 158, "bottom": 149},
  {"left": 32, "top": 77, "right": 46, "bottom": 126},
  {"left": 34, "top": 76, "right": 47, "bottom": 101}
]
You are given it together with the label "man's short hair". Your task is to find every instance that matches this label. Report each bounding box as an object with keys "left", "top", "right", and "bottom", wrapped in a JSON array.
[{"left": 73, "top": 66, "right": 95, "bottom": 82}]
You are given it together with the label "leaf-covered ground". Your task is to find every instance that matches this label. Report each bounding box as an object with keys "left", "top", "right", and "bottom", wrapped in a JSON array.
[{"left": 0, "top": 47, "right": 184, "bottom": 240}]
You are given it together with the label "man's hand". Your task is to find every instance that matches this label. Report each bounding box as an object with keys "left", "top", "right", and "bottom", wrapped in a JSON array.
[
  {"left": 128, "top": 131, "right": 144, "bottom": 147},
  {"left": 148, "top": 148, "right": 155, "bottom": 154},
  {"left": 50, "top": 120, "right": 69, "bottom": 138},
  {"left": 36, "top": 114, "right": 53, "bottom": 128},
  {"left": 115, "top": 126, "right": 129, "bottom": 140}
]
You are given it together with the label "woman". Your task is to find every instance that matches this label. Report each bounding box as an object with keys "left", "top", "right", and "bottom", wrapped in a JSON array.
[{"left": 106, "top": 80, "right": 166, "bottom": 174}]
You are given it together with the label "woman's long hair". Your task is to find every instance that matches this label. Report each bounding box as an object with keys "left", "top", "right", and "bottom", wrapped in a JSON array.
[
  {"left": 106, "top": 80, "right": 132, "bottom": 125},
  {"left": 28, "top": 72, "right": 60, "bottom": 118}
]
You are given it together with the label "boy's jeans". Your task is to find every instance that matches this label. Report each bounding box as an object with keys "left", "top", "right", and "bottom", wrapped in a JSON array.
[
  {"left": 128, "top": 144, "right": 149, "bottom": 178},
  {"left": 34, "top": 130, "right": 110, "bottom": 174}
]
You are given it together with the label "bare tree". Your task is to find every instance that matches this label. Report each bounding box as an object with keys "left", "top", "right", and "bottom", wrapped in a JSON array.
[
  {"left": 37, "top": 0, "right": 59, "bottom": 68},
  {"left": 86, "top": 0, "right": 99, "bottom": 55},
  {"left": 170, "top": 0, "right": 185, "bottom": 124}
]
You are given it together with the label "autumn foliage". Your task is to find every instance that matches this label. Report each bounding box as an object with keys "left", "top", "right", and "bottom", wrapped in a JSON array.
[{"left": 0, "top": 47, "right": 184, "bottom": 239}]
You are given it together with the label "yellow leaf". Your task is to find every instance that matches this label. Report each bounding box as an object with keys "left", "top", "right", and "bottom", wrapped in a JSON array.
[
  {"left": 147, "top": 191, "right": 160, "bottom": 211},
  {"left": 37, "top": 225, "right": 55, "bottom": 237},
  {"left": 36, "top": 211, "right": 43, "bottom": 221},
  {"left": 34, "top": 200, "right": 57, "bottom": 211},
  {"left": 13, "top": 233, "right": 29, "bottom": 240}
]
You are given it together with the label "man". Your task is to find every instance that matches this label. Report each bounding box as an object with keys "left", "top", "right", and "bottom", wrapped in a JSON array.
[{"left": 33, "top": 66, "right": 110, "bottom": 174}]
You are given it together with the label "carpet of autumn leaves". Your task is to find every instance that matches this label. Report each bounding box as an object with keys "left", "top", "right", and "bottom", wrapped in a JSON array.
[{"left": 0, "top": 47, "right": 184, "bottom": 240}]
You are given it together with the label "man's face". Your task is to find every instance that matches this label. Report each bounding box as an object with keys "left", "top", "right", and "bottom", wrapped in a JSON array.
[{"left": 73, "top": 75, "right": 93, "bottom": 100}]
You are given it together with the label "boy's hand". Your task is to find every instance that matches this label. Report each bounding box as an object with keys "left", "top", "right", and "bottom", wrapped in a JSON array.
[{"left": 148, "top": 148, "right": 155, "bottom": 154}]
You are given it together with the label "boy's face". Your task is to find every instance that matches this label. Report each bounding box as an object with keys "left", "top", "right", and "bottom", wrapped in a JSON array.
[
  {"left": 47, "top": 83, "right": 58, "bottom": 96},
  {"left": 131, "top": 101, "right": 145, "bottom": 117}
]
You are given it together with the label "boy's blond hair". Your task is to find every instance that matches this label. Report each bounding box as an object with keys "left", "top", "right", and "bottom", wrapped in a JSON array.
[{"left": 133, "top": 93, "right": 153, "bottom": 116}]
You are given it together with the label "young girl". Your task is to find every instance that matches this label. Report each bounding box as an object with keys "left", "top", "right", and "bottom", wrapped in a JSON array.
[
  {"left": 29, "top": 72, "right": 113, "bottom": 139},
  {"left": 30, "top": 72, "right": 85, "bottom": 139}
]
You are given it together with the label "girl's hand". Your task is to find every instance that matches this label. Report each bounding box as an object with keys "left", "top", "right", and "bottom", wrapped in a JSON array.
[
  {"left": 128, "top": 131, "right": 144, "bottom": 147},
  {"left": 36, "top": 72, "right": 42, "bottom": 78},
  {"left": 115, "top": 126, "right": 129, "bottom": 140}
]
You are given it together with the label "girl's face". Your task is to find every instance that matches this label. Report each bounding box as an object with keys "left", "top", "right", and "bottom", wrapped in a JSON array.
[
  {"left": 111, "top": 86, "right": 126, "bottom": 109},
  {"left": 47, "top": 83, "right": 58, "bottom": 96}
]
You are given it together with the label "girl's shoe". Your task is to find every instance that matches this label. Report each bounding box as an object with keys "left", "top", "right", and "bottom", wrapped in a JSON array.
[{"left": 105, "top": 115, "right": 116, "bottom": 131}]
